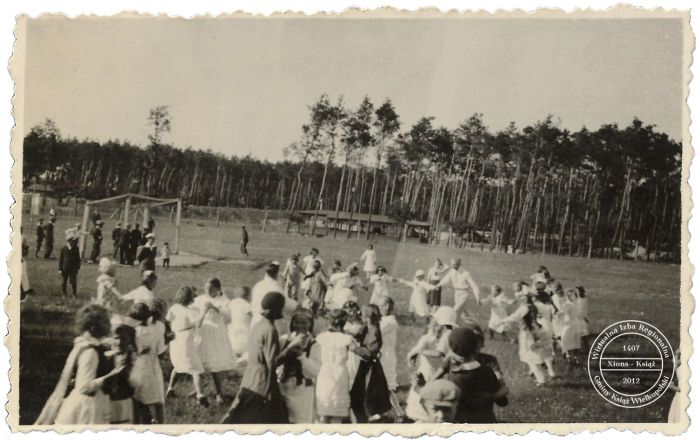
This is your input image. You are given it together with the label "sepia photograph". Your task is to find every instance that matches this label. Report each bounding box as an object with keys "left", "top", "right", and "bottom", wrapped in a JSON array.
[{"left": 7, "top": 8, "right": 692, "bottom": 434}]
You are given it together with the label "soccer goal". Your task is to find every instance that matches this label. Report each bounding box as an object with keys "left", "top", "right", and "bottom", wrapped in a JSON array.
[{"left": 77, "top": 193, "right": 182, "bottom": 257}]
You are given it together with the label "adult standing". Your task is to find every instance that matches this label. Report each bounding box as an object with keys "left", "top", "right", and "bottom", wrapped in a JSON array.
[
  {"left": 240, "top": 226, "right": 249, "bottom": 256},
  {"left": 147, "top": 216, "right": 156, "bottom": 235},
  {"left": 89, "top": 220, "right": 104, "bottom": 264},
  {"left": 137, "top": 233, "right": 157, "bottom": 273},
  {"left": 21, "top": 227, "right": 33, "bottom": 301},
  {"left": 118, "top": 224, "right": 132, "bottom": 265},
  {"left": 427, "top": 258, "right": 449, "bottom": 311},
  {"left": 130, "top": 224, "right": 142, "bottom": 264},
  {"left": 222, "top": 291, "right": 305, "bottom": 424},
  {"left": 437, "top": 258, "right": 481, "bottom": 324},
  {"left": 90, "top": 209, "right": 102, "bottom": 229},
  {"left": 43, "top": 217, "right": 55, "bottom": 259},
  {"left": 251, "top": 262, "right": 298, "bottom": 328},
  {"left": 58, "top": 230, "right": 81, "bottom": 298},
  {"left": 111, "top": 222, "right": 122, "bottom": 259},
  {"left": 35, "top": 218, "right": 45, "bottom": 258}
]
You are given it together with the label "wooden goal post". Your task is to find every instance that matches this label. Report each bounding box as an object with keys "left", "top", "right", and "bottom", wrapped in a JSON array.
[{"left": 78, "top": 193, "right": 182, "bottom": 258}]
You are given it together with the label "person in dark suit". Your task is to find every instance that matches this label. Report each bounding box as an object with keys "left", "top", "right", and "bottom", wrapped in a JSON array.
[
  {"left": 43, "top": 218, "right": 55, "bottom": 259},
  {"left": 147, "top": 216, "right": 156, "bottom": 234},
  {"left": 130, "top": 224, "right": 142, "bottom": 264},
  {"left": 89, "top": 220, "right": 104, "bottom": 263},
  {"left": 59, "top": 231, "right": 81, "bottom": 297},
  {"left": 138, "top": 233, "right": 158, "bottom": 273},
  {"left": 112, "top": 222, "right": 122, "bottom": 259},
  {"left": 35, "top": 218, "right": 45, "bottom": 258},
  {"left": 119, "top": 224, "right": 132, "bottom": 265},
  {"left": 240, "top": 226, "right": 249, "bottom": 256}
]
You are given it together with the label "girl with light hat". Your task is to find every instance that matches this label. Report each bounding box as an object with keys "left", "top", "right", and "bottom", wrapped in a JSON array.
[
  {"left": 404, "top": 306, "right": 457, "bottom": 421},
  {"left": 368, "top": 265, "right": 397, "bottom": 307},
  {"left": 93, "top": 257, "right": 123, "bottom": 309},
  {"left": 396, "top": 269, "right": 432, "bottom": 321}
]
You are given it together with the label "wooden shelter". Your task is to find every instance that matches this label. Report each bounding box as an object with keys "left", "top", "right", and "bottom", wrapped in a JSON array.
[
  {"left": 78, "top": 193, "right": 182, "bottom": 257},
  {"left": 297, "top": 210, "right": 432, "bottom": 238}
]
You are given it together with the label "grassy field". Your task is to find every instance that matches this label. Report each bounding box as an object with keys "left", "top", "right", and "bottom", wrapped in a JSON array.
[{"left": 18, "top": 214, "right": 681, "bottom": 425}]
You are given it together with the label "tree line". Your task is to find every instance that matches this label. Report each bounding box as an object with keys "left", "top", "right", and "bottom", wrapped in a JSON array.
[{"left": 23, "top": 97, "right": 682, "bottom": 261}]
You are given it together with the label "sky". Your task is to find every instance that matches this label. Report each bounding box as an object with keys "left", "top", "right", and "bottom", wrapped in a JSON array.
[{"left": 22, "top": 17, "right": 684, "bottom": 161}]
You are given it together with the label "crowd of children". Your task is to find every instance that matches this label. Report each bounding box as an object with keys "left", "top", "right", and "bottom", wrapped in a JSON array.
[{"left": 35, "top": 233, "right": 602, "bottom": 426}]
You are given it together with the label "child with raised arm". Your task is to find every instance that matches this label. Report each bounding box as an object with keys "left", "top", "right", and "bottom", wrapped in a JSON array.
[
  {"left": 396, "top": 269, "right": 432, "bottom": 321},
  {"left": 192, "top": 278, "right": 236, "bottom": 405}
]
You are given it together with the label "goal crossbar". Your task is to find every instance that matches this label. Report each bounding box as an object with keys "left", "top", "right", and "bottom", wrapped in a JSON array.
[{"left": 78, "top": 193, "right": 182, "bottom": 257}]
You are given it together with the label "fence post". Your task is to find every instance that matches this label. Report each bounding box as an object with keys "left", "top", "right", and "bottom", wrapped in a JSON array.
[
  {"left": 174, "top": 199, "right": 182, "bottom": 254},
  {"left": 79, "top": 203, "right": 90, "bottom": 258}
]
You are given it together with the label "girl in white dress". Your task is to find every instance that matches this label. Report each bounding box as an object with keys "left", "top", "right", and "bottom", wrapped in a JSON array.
[
  {"left": 404, "top": 307, "right": 456, "bottom": 421},
  {"left": 498, "top": 293, "right": 556, "bottom": 385},
  {"left": 482, "top": 285, "right": 514, "bottom": 340},
  {"left": 368, "top": 266, "right": 395, "bottom": 306},
  {"left": 165, "top": 286, "right": 208, "bottom": 406},
  {"left": 281, "top": 254, "right": 303, "bottom": 301},
  {"left": 94, "top": 258, "right": 123, "bottom": 310},
  {"left": 379, "top": 297, "right": 406, "bottom": 421},
  {"left": 278, "top": 309, "right": 321, "bottom": 423},
  {"left": 551, "top": 282, "right": 566, "bottom": 345},
  {"left": 559, "top": 289, "right": 583, "bottom": 371},
  {"left": 193, "top": 277, "right": 237, "bottom": 405},
  {"left": 37, "top": 305, "right": 122, "bottom": 425},
  {"left": 396, "top": 269, "right": 431, "bottom": 321},
  {"left": 316, "top": 309, "right": 354, "bottom": 423},
  {"left": 129, "top": 303, "right": 167, "bottom": 423},
  {"left": 575, "top": 285, "right": 592, "bottom": 353},
  {"left": 226, "top": 286, "right": 252, "bottom": 360},
  {"left": 360, "top": 244, "right": 377, "bottom": 280}
]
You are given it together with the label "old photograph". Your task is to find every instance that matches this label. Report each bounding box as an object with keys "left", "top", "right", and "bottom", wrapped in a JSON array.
[{"left": 7, "top": 8, "right": 692, "bottom": 434}]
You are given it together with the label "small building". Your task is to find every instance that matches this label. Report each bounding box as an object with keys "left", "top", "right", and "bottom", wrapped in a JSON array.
[
  {"left": 24, "top": 183, "right": 55, "bottom": 216},
  {"left": 297, "top": 210, "right": 431, "bottom": 239}
]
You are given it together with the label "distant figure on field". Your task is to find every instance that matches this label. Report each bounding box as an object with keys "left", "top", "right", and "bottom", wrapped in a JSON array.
[
  {"left": 240, "top": 226, "right": 249, "bottom": 256},
  {"left": 59, "top": 229, "right": 81, "bottom": 298},
  {"left": 360, "top": 244, "right": 377, "bottom": 280},
  {"left": 119, "top": 224, "right": 132, "bottom": 265},
  {"left": 21, "top": 227, "right": 32, "bottom": 301},
  {"left": 35, "top": 218, "right": 45, "bottom": 258},
  {"left": 161, "top": 242, "right": 171, "bottom": 268},
  {"left": 43, "top": 217, "right": 55, "bottom": 259},
  {"left": 147, "top": 216, "right": 156, "bottom": 234},
  {"left": 111, "top": 222, "right": 122, "bottom": 259},
  {"left": 89, "top": 220, "right": 104, "bottom": 263}
]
